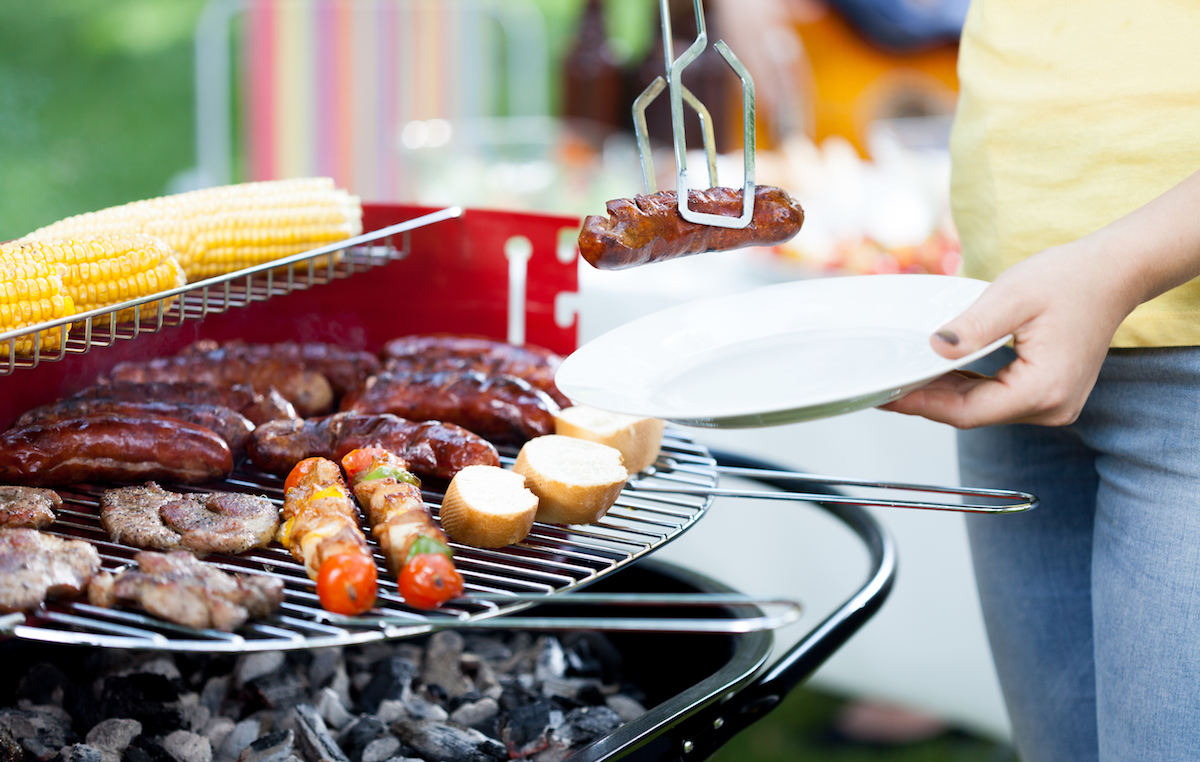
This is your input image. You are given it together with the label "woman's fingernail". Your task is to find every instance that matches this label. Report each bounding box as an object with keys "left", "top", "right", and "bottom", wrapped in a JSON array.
[{"left": 935, "top": 330, "right": 960, "bottom": 346}]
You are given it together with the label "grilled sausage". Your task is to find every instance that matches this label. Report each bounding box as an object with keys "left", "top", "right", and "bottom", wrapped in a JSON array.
[
  {"left": 78, "top": 381, "right": 297, "bottom": 426},
  {"left": 341, "top": 369, "right": 558, "bottom": 447},
  {"left": 184, "top": 340, "right": 380, "bottom": 401},
  {"left": 578, "top": 185, "right": 804, "bottom": 270},
  {"left": 17, "top": 398, "right": 255, "bottom": 461},
  {"left": 379, "top": 334, "right": 569, "bottom": 407},
  {"left": 109, "top": 345, "right": 334, "bottom": 417},
  {"left": 0, "top": 414, "right": 233, "bottom": 487},
  {"left": 248, "top": 412, "right": 500, "bottom": 481}
]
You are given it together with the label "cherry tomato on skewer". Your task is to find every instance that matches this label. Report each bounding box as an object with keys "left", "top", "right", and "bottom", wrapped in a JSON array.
[
  {"left": 317, "top": 552, "right": 378, "bottom": 615},
  {"left": 399, "top": 552, "right": 464, "bottom": 610}
]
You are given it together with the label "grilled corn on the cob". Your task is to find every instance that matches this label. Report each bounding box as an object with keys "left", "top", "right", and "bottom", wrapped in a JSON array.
[
  {"left": 25, "top": 177, "right": 362, "bottom": 282},
  {"left": 0, "top": 252, "right": 74, "bottom": 356}
]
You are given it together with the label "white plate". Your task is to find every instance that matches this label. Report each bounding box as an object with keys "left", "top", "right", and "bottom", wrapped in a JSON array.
[{"left": 556, "top": 274, "right": 1008, "bottom": 428}]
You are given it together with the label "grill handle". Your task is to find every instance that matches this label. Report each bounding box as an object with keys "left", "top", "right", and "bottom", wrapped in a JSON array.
[
  {"left": 654, "top": 449, "right": 899, "bottom": 760},
  {"left": 632, "top": 459, "right": 1039, "bottom": 514}
]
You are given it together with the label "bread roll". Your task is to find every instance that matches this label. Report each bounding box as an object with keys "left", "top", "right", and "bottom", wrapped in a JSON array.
[
  {"left": 440, "top": 465, "right": 538, "bottom": 548},
  {"left": 554, "top": 405, "right": 665, "bottom": 475},
  {"left": 513, "top": 435, "right": 627, "bottom": 525}
]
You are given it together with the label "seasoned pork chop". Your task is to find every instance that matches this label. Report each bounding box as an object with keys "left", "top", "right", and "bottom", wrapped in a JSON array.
[
  {"left": 0, "top": 486, "right": 61, "bottom": 529},
  {"left": 101, "top": 482, "right": 279, "bottom": 555},
  {"left": 87, "top": 550, "right": 284, "bottom": 631},
  {"left": 0, "top": 528, "right": 100, "bottom": 612}
]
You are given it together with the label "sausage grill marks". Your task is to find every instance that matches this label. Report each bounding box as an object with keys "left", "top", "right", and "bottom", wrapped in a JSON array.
[
  {"left": 578, "top": 185, "right": 805, "bottom": 270},
  {"left": 78, "top": 380, "right": 297, "bottom": 426},
  {"left": 249, "top": 412, "right": 501, "bottom": 482},
  {"left": 109, "top": 344, "right": 335, "bottom": 418},
  {"left": 188, "top": 339, "right": 381, "bottom": 400},
  {"left": 380, "top": 333, "right": 570, "bottom": 407},
  {"left": 18, "top": 398, "right": 255, "bottom": 461},
  {"left": 0, "top": 414, "right": 233, "bottom": 487},
  {"left": 342, "top": 369, "right": 559, "bottom": 448}
]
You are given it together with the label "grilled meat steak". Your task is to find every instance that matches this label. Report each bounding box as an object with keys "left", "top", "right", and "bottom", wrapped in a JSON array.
[
  {"left": 0, "top": 486, "right": 61, "bottom": 529},
  {"left": 101, "top": 482, "right": 279, "bottom": 555},
  {"left": 249, "top": 412, "right": 500, "bottom": 481},
  {"left": 342, "top": 369, "right": 559, "bottom": 447},
  {"left": 0, "top": 528, "right": 100, "bottom": 612},
  {"left": 87, "top": 550, "right": 284, "bottom": 631}
]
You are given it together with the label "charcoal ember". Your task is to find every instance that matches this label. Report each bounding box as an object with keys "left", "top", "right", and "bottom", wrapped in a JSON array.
[
  {"left": 0, "top": 727, "right": 22, "bottom": 762},
  {"left": 84, "top": 719, "right": 141, "bottom": 757},
  {"left": 171, "top": 695, "right": 209, "bottom": 733},
  {"left": 200, "top": 718, "right": 233, "bottom": 756},
  {"left": 388, "top": 719, "right": 505, "bottom": 762},
  {"left": 246, "top": 673, "right": 307, "bottom": 711},
  {"left": 356, "top": 736, "right": 399, "bottom": 762},
  {"left": 497, "top": 684, "right": 539, "bottom": 715},
  {"left": 311, "top": 690, "right": 351, "bottom": 733},
  {"left": 550, "top": 706, "right": 621, "bottom": 749},
  {"left": 56, "top": 744, "right": 102, "bottom": 762},
  {"left": 305, "top": 652, "right": 341, "bottom": 693},
  {"left": 560, "top": 633, "right": 622, "bottom": 685},
  {"left": 448, "top": 698, "right": 499, "bottom": 735},
  {"left": 333, "top": 717, "right": 386, "bottom": 762},
  {"left": 235, "top": 729, "right": 292, "bottom": 762},
  {"left": 100, "top": 676, "right": 183, "bottom": 735},
  {"left": 355, "top": 659, "right": 416, "bottom": 714},
  {"left": 15, "top": 665, "right": 98, "bottom": 737},
  {"left": 538, "top": 678, "right": 605, "bottom": 707},
  {"left": 532, "top": 638, "right": 566, "bottom": 685},
  {"left": 458, "top": 657, "right": 500, "bottom": 702},
  {"left": 214, "top": 719, "right": 260, "bottom": 762},
  {"left": 460, "top": 636, "right": 512, "bottom": 664},
  {"left": 198, "top": 678, "right": 230, "bottom": 720},
  {"left": 420, "top": 633, "right": 471, "bottom": 700},
  {"left": 126, "top": 736, "right": 175, "bottom": 762},
  {"left": 159, "top": 730, "right": 211, "bottom": 762},
  {"left": 233, "top": 655, "right": 285, "bottom": 691},
  {"left": 291, "top": 705, "right": 348, "bottom": 762},
  {"left": 499, "top": 700, "right": 563, "bottom": 758},
  {"left": 604, "top": 695, "right": 646, "bottom": 724},
  {"left": 0, "top": 706, "right": 78, "bottom": 760}
]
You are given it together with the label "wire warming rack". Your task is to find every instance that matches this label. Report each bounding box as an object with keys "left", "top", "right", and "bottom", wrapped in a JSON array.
[
  {"left": 0, "top": 430, "right": 724, "bottom": 652},
  {"left": 0, "top": 206, "right": 464, "bottom": 375}
]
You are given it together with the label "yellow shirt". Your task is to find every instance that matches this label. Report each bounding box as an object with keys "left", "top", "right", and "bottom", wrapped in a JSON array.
[{"left": 950, "top": 1, "right": 1200, "bottom": 347}]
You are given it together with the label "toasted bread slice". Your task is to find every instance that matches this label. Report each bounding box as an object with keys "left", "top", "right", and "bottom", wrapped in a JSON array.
[
  {"left": 554, "top": 405, "right": 665, "bottom": 475},
  {"left": 440, "top": 465, "right": 538, "bottom": 548},
  {"left": 513, "top": 435, "right": 627, "bottom": 525}
]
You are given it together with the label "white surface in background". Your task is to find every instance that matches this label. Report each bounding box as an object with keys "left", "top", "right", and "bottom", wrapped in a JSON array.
[{"left": 575, "top": 251, "right": 1012, "bottom": 742}]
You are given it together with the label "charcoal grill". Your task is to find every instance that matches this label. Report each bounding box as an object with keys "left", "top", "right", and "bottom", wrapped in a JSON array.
[{"left": 0, "top": 204, "right": 1024, "bottom": 759}]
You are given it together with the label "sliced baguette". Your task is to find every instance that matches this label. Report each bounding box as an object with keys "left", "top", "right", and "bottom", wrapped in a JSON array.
[
  {"left": 513, "top": 435, "right": 627, "bottom": 525},
  {"left": 554, "top": 405, "right": 665, "bottom": 475},
  {"left": 440, "top": 465, "right": 539, "bottom": 548}
]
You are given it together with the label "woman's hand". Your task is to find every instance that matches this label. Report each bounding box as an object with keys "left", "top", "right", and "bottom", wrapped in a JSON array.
[{"left": 882, "top": 237, "right": 1141, "bottom": 428}]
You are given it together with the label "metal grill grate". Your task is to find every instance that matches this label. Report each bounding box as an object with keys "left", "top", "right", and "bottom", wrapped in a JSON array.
[{"left": 4, "top": 431, "right": 716, "bottom": 651}]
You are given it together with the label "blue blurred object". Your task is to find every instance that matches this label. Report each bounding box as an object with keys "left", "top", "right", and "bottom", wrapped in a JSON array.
[{"left": 826, "top": 0, "right": 970, "bottom": 52}]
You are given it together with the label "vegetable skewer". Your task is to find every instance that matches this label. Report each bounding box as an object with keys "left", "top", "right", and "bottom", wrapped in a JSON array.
[
  {"left": 341, "top": 447, "right": 464, "bottom": 609},
  {"left": 280, "top": 457, "right": 378, "bottom": 615}
]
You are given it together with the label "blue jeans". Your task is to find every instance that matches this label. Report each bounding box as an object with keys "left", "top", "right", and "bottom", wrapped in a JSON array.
[{"left": 960, "top": 346, "right": 1200, "bottom": 762}]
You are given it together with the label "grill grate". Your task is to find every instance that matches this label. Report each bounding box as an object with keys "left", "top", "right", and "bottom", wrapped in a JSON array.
[{"left": 5, "top": 431, "right": 716, "bottom": 651}]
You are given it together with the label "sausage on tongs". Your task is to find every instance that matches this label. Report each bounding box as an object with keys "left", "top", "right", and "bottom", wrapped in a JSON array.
[
  {"left": 578, "top": 186, "right": 804, "bottom": 271},
  {"left": 279, "top": 457, "right": 377, "bottom": 615},
  {"left": 341, "top": 448, "right": 464, "bottom": 609}
]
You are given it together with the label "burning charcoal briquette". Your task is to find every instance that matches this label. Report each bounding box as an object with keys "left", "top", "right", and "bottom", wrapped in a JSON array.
[
  {"left": 247, "top": 673, "right": 307, "bottom": 711},
  {"left": 306, "top": 651, "right": 342, "bottom": 693},
  {"left": 235, "top": 729, "right": 293, "bottom": 762},
  {"left": 388, "top": 719, "right": 505, "bottom": 762},
  {"left": 159, "top": 730, "right": 212, "bottom": 762},
  {"left": 551, "top": 706, "right": 622, "bottom": 748},
  {"left": 15, "top": 665, "right": 99, "bottom": 737},
  {"left": 84, "top": 719, "right": 142, "bottom": 756},
  {"left": 214, "top": 719, "right": 260, "bottom": 762},
  {"left": 500, "top": 699, "right": 563, "bottom": 758},
  {"left": 447, "top": 698, "right": 498, "bottom": 733},
  {"left": 233, "top": 655, "right": 286, "bottom": 691},
  {"left": 311, "top": 690, "right": 352, "bottom": 733},
  {"left": 100, "top": 676, "right": 184, "bottom": 735},
  {"left": 533, "top": 638, "right": 566, "bottom": 684},
  {"left": 0, "top": 728, "right": 22, "bottom": 762},
  {"left": 292, "top": 705, "right": 349, "bottom": 762},
  {"left": 126, "top": 736, "right": 176, "bottom": 762},
  {"left": 334, "top": 716, "right": 386, "bottom": 762},
  {"left": 57, "top": 743, "right": 103, "bottom": 762},
  {"left": 357, "top": 736, "right": 400, "bottom": 762},
  {"left": 355, "top": 658, "right": 416, "bottom": 714},
  {"left": 0, "top": 706, "right": 78, "bottom": 760},
  {"left": 420, "top": 632, "right": 472, "bottom": 700}
]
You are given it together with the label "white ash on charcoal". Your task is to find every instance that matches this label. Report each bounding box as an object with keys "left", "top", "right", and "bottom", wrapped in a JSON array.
[{"left": 0, "top": 628, "right": 647, "bottom": 762}]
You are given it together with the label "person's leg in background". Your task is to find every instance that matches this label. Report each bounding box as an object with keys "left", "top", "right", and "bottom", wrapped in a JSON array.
[{"left": 958, "top": 346, "right": 1101, "bottom": 762}]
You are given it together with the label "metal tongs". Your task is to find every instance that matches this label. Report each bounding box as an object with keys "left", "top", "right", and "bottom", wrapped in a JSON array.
[{"left": 634, "top": 0, "right": 756, "bottom": 229}]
